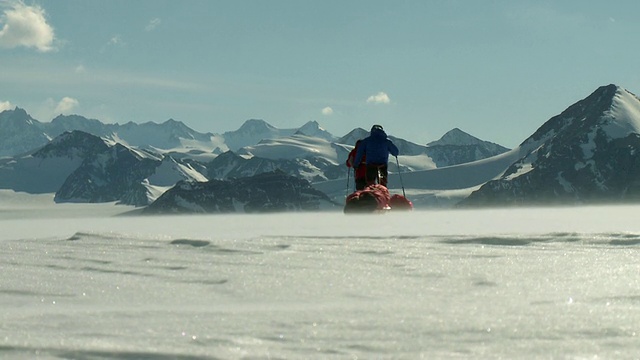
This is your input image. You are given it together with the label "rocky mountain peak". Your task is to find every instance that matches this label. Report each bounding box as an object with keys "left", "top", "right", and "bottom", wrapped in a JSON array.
[
  {"left": 0, "top": 107, "right": 38, "bottom": 126},
  {"left": 160, "top": 118, "right": 191, "bottom": 132},
  {"left": 461, "top": 83, "right": 640, "bottom": 206},
  {"left": 521, "top": 84, "right": 631, "bottom": 149},
  {"left": 33, "top": 130, "right": 109, "bottom": 159},
  {"left": 295, "top": 120, "right": 335, "bottom": 141},
  {"left": 236, "top": 119, "right": 275, "bottom": 134},
  {"left": 428, "top": 128, "right": 485, "bottom": 147}
]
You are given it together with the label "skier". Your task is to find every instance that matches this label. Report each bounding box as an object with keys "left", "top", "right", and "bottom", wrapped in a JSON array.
[
  {"left": 346, "top": 139, "right": 367, "bottom": 190},
  {"left": 352, "top": 125, "right": 399, "bottom": 188}
]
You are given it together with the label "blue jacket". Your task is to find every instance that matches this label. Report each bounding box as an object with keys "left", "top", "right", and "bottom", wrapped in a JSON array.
[{"left": 353, "top": 127, "right": 399, "bottom": 166}]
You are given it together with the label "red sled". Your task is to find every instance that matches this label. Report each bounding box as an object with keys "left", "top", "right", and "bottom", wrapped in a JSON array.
[
  {"left": 389, "top": 194, "right": 413, "bottom": 211},
  {"left": 344, "top": 185, "right": 412, "bottom": 213}
]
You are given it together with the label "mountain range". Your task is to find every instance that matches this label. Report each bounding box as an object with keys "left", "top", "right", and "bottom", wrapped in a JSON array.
[
  {"left": 312, "top": 84, "right": 640, "bottom": 208},
  {"left": 2, "top": 83, "right": 639, "bottom": 210},
  {"left": 0, "top": 107, "right": 508, "bottom": 207},
  {"left": 0, "top": 130, "right": 207, "bottom": 206}
]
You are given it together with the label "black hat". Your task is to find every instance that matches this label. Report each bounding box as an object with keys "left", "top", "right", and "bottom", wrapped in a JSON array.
[{"left": 371, "top": 124, "right": 383, "bottom": 131}]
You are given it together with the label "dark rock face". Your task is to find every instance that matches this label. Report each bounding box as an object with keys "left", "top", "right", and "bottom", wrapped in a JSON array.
[
  {"left": 33, "top": 129, "right": 110, "bottom": 159},
  {"left": 144, "top": 171, "right": 339, "bottom": 214},
  {"left": 54, "top": 142, "right": 160, "bottom": 206},
  {"left": 460, "top": 85, "right": 640, "bottom": 206}
]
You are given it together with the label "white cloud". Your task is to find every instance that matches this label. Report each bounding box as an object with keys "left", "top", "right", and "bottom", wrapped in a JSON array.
[
  {"left": 0, "top": 100, "right": 13, "bottom": 111},
  {"left": 321, "top": 106, "right": 333, "bottom": 116},
  {"left": 75, "top": 65, "right": 86, "bottom": 74},
  {"left": 0, "top": 0, "right": 55, "bottom": 52},
  {"left": 54, "top": 97, "right": 79, "bottom": 115},
  {"left": 366, "top": 92, "right": 391, "bottom": 104},
  {"left": 145, "top": 18, "right": 161, "bottom": 31}
]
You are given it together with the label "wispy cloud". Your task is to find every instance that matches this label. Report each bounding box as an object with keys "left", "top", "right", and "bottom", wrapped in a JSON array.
[
  {"left": 0, "top": 0, "right": 56, "bottom": 52},
  {"left": 100, "top": 34, "right": 125, "bottom": 53},
  {"left": 321, "top": 106, "right": 333, "bottom": 116},
  {"left": 145, "top": 18, "right": 161, "bottom": 31},
  {"left": 53, "top": 97, "right": 79, "bottom": 115},
  {"left": 366, "top": 92, "right": 391, "bottom": 104},
  {"left": 108, "top": 35, "right": 123, "bottom": 46},
  {"left": 0, "top": 100, "right": 13, "bottom": 111}
]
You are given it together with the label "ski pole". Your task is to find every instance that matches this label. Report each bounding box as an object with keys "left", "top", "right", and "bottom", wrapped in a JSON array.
[
  {"left": 395, "top": 156, "right": 406, "bottom": 198},
  {"left": 345, "top": 166, "right": 351, "bottom": 198}
]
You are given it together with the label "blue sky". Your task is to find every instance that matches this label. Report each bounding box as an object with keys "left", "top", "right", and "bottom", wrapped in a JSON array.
[{"left": 0, "top": 0, "right": 639, "bottom": 148}]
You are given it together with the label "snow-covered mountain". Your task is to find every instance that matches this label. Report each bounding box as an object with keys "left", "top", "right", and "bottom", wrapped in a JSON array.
[
  {"left": 0, "top": 130, "right": 208, "bottom": 206},
  {"left": 205, "top": 150, "right": 342, "bottom": 183},
  {"left": 221, "top": 119, "right": 298, "bottom": 151},
  {"left": 48, "top": 115, "right": 230, "bottom": 155},
  {"left": 108, "top": 119, "right": 227, "bottom": 154},
  {"left": 460, "top": 84, "right": 640, "bottom": 206},
  {"left": 0, "top": 108, "right": 500, "bottom": 175},
  {"left": 0, "top": 110, "right": 226, "bottom": 158},
  {"left": 0, "top": 130, "right": 87, "bottom": 193},
  {"left": 0, "top": 108, "right": 50, "bottom": 157},
  {"left": 7, "top": 83, "right": 640, "bottom": 209},
  {"left": 316, "top": 84, "right": 640, "bottom": 208},
  {"left": 239, "top": 133, "right": 338, "bottom": 161},
  {"left": 425, "top": 128, "right": 510, "bottom": 167},
  {"left": 295, "top": 120, "right": 336, "bottom": 141},
  {"left": 52, "top": 132, "right": 163, "bottom": 206},
  {"left": 144, "top": 170, "right": 339, "bottom": 214},
  {"left": 0, "top": 105, "right": 515, "bottom": 208}
]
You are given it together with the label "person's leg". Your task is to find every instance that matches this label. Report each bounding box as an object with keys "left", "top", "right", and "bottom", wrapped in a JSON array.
[
  {"left": 378, "top": 165, "right": 388, "bottom": 187},
  {"left": 365, "top": 165, "right": 378, "bottom": 186},
  {"left": 355, "top": 177, "right": 366, "bottom": 190}
]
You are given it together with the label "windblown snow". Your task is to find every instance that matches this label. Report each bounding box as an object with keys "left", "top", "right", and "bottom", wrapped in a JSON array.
[{"left": 3, "top": 192, "right": 640, "bottom": 358}]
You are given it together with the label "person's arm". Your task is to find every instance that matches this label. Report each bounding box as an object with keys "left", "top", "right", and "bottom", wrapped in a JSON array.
[
  {"left": 346, "top": 150, "right": 355, "bottom": 167},
  {"left": 353, "top": 142, "right": 366, "bottom": 166},
  {"left": 388, "top": 140, "right": 399, "bottom": 157}
]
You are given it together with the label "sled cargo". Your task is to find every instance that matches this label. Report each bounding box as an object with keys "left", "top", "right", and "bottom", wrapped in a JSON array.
[{"left": 344, "top": 184, "right": 413, "bottom": 213}]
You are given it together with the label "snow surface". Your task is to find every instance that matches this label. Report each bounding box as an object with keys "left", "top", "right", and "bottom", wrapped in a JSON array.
[
  {"left": 396, "top": 154, "right": 436, "bottom": 171},
  {"left": 3, "top": 190, "right": 640, "bottom": 358},
  {"left": 603, "top": 88, "right": 640, "bottom": 138},
  {"left": 240, "top": 134, "right": 340, "bottom": 162}
]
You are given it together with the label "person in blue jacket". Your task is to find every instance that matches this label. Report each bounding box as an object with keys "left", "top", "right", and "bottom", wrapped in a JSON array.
[{"left": 352, "top": 124, "right": 399, "bottom": 188}]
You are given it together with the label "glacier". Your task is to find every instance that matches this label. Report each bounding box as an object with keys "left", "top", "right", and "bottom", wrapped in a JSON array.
[{"left": 2, "top": 190, "right": 640, "bottom": 358}]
